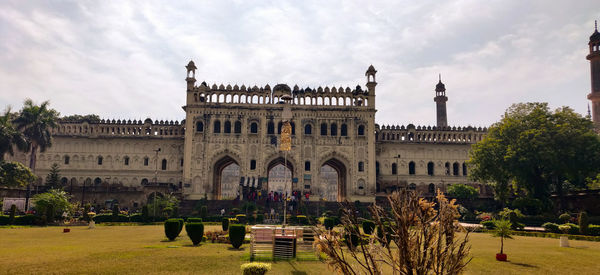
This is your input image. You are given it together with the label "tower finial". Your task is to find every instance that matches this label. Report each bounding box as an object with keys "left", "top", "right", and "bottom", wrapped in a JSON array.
[
  {"left": 596, "top": 20, "right": 598, "bottom": 31},
  {"left": 439, "top": 73, "right": 441, "bottom": 82}
]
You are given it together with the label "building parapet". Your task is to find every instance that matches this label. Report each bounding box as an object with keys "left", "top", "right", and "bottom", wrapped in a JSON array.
[
  {"left": 375, "top": 124, "right": 487, "bottom": 144},
  {"left": 52, "top": 118, "right": 186, "bottom": 138}
]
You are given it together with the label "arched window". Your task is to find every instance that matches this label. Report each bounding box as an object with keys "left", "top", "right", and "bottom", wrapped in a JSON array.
[
  {"left": 304, "top": 124, "right": 312, "bottom": 135},
  {"left": 267, "top": 121, "right": 275, "bottom": 134},
  {"left": 124, "top": 156, "right": 130, "bottom": 166},
  {"left": 445, "top": 162, "right": 450, "bottom": 175},
  {"left": 305, "top": 161, "right": 311, "bottom": 171},
  {"left": 290, "top": 122, "right": 296, "bottom": 135},
  {"left": 64, "top": 155, "right": 70, "bottom": 165},
  {"left": 234, "top": 121, "right": 242, "bottom": 133},
  {"left": 409, "top": 161, "right": 416, "bottom": 175},
  {"left": 277, "top": 122, "right": 283, "bottom": 134},
  {"left": 453, "top": 162, "right": 459, "bottom": 176},
  {"left": 427, "top": 161, "right": 434, "bottom": 176},
  {"left": 143, "top": 157, "right": 149, "bottom": 166},
  {"left": 428, "top": 183, "right": 435, "bottom": 194},
  {"left": 341, "top": 124, "right": 348, "bottom": 136},
  {"left": 321, "top": 123, "right": 327, "bottom": 136},
  {"left": 196, "top": 121, "right": 204, "bottom": 132},
  {"left": 97, "top": 156, "right": 103, "bottom": 165},
  {"left": 462, "top": 162, "right": 468, "bottom": 176},
  {"left": 224, "top": 121, "right": 231, "bottom": 133},
  {"left": 214, "top": 120, "right": 221, "bottom": 133},
  {"left": 141, "top": 178, "right": 149, "bottom": 185},
  {"left": 94, "top": 177, "right": 102, "bottom": 185},
  {"left": 331, "top": 123, "right": 338, "bottom": 136},
  {"left": 392, "top": 163, "right": 397, "bottom": 175},
  {"left": 250, "top": 122, "right": 258, "bottom": 133},
  {"left": 358, "top": 125, "right": 365, "bottom": 136},
  {"left": 376, "top": 161, "right": 380, "bottom": 176},
  {"left": 250, "top": 160, "right": 256, "bottom": 170},
  {"left": 161, "top": 159, "right": 167, "bottom": 170},
  {"left": 358, "top": 161, "right": 364, "bottom": 172}
]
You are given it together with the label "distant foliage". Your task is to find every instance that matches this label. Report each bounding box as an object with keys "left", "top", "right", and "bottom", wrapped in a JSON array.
[
  {"left": 323, "top": 217, "right": 335, "bottom": 230},
  {"left": 579, "top": 212, "right": 589, "bottom": 235},
  {"left": 362, "top": 220, "right": 375, "bottom": 235},
  {"left": 222, "top": 217, "right": 229, "bottom": 231},
  {"left": 447, "top": 184, "right": 479, "bottom": 200}
]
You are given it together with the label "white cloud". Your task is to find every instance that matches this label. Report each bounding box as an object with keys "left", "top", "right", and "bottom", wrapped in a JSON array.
[{"left": 0, "top": 0, "right": 598, "bottom": 127}]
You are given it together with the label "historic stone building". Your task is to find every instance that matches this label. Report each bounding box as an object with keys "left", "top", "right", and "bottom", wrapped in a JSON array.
[{"left": 6, "top": 62, "right": 490, "bottom": 207}]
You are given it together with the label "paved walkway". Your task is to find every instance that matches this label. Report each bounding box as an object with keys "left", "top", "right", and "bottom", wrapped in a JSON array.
[{"left": 460, "top": 222, "right": 545, "bottom": 232}]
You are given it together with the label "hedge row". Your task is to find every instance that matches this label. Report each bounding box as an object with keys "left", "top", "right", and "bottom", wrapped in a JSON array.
[
  {"left": 0, "top": 214, "right": 38, "bottom": 225},
  {"left": 542, "top": 222, "right": 600, "bottom": 236},
  {"left": 511, "top": 230, "right": 600, "bottom": 242}
]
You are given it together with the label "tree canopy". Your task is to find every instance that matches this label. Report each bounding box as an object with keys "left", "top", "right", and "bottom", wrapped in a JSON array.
[
  {"left": 0, "top": 107, "right": 26, "bottom": 161},
  {"left": 0, "top": 161, "right": 36, "bottom": 187},
  {"left": 468, "top": 103, "right": 600, "bottom": 207},
  {"left": 447, "top": 184, "right": 479, "bottom": 201}
]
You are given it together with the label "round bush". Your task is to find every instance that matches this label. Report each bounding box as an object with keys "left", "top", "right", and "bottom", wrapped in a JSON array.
[
  {"left": 164, "top": 219, "right": 181, "bottom": 241},
  {"left": 362, "top": 220, "right": 376, "bottom": 235},
  {"left": 222, "top": 217, "right": 229, "bottom": 231},
  {"left": 185, "top": 222, "right": 205, "bottom": 245},
  {"left": 187, "top": 218, "right": 203, "bottom": 223},
  {"left": 229, "top": 224, "right": 246, "bottom": 249},
  {"left": 559, "top": 213, "right": 571, "bottom": 223},
  {"left": 324, "top": 217, "right": 335, "bottom": 230},
  {"left": 236, "top": 214, "right": 247, "bottom": 224},
  {"left": 241, "top": 262, "right": 271, "bottom": 275},
  {"left": 297, "top": 215, "right": 308, "bottom": 225},
  {"left": 542, "top": 222, "right": 559, "bottom": 233}
]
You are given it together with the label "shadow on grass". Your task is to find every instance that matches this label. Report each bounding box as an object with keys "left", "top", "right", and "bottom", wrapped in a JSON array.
[
  {"left": 160, "top": 239, "right": 177, "bottom": 242},
  {"left": 227, "top": 247, "right": 246, "bottom": 251},
  {"left": 182, "top": 244, "right": 203, "bottom": 247},
  {"left": 287, "top": 261, "right": 308, "bottom": 275},
  {"left": 508, "top": 261, "right": 538, "bottom": 268}
]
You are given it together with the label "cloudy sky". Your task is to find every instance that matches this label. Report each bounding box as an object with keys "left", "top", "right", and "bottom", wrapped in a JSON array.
[{"left": 1, "top": 1, "right": 599, "bottom": 127}]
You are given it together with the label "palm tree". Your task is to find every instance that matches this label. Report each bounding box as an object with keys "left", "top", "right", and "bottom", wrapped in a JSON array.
[
  {"left": 0, "top": 107, "right": 27, "bottom": 161},
  {"left": 492, "top": 219, "right": 513, "bottom": 255},
  {"left": 13, "top": 99, "right": 60, "bottom": 171}
]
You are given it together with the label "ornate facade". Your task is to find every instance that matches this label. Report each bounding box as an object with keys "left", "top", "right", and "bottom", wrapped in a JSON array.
[{"left": 7, "top": 62, "right": 490, "bottom": 205}]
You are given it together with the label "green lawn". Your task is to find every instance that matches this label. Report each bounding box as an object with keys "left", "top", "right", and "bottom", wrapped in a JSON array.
[{"left": 0, "top": 225, "right": 599, "bottom": 274}]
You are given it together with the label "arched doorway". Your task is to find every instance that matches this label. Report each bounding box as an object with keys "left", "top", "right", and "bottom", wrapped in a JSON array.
[
  {"left": 319, "top": 158, "right": 347, "bottom": 202},
  {"left": 212, "top": 156, "right": 239, "bottom": 199},
  {"left": 266, "top": 157, "right": 294, "bottom": 194}
]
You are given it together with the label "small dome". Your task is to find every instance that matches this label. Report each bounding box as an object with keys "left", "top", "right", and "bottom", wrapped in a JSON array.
[
  {"left": 273, "top": 84, "right": 291, "bottom": 93},
  {"left": 144, "top": 118, "right": 153, "bottom": 124},
  {"left": 591, "top": 29, "right": 600, "bottom": 43},
  {"left": 436, "top": 80, "right": 445, "bottom": 91}
]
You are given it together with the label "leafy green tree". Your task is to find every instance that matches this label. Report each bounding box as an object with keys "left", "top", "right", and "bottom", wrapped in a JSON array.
[
  {"left": 45, "top": 163, "right": 61, "bottom": 189},
  {"left": 0, "top": 161, "right": 36, "bottom": 187},
  {"left": 446, "top": 184, "right": 479, "bottom": 201},
  {"left": 469, "top": 103, "right": 600, "bottom": 209},
  {"left": 0, "top": 107, "right": 27, "bottom": 161},
  {"left": 13, "top": 99, "right": 60, "bottom": 171},
  {"left": 33, "top": 189, "right": 73, "bottom": 218},
  {"left": 147, "top": 194, "right": 180, "bottom": 218}
]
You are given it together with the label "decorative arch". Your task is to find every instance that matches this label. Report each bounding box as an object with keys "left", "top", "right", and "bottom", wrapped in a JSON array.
[
  {"left": 212, "top": 155, "right": 239, "bottom": 200},
  {"left": 318, "top": 151, "right": 351, "bottom": 201}
]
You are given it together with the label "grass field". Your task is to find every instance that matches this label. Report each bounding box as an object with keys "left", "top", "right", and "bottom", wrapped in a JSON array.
[{"left": 1, "top": 225, "right": 599, "bottom": 274}]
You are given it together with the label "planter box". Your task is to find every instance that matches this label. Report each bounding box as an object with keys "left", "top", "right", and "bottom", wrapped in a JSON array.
[
  {"left": 63, "top": 228, "right": 70, "bottom": 233},
  {"left": 496, "top": 253, "right": 507, "bottom": 261}
]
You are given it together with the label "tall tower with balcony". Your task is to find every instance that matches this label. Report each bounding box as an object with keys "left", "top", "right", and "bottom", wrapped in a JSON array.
[
  {"left": 587, "top": 21, "right": 600, "bottom": 129},
  {"left": 434, "top": 74, "right": 448, "bottom": 128}
]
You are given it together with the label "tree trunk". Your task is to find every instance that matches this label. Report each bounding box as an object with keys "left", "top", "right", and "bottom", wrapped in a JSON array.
[
  {"left": 500, "top": 236, "right": 504, "bottom": 254},
  {"left": 29, "top": 143, "right": 37, "bottom": 172}
]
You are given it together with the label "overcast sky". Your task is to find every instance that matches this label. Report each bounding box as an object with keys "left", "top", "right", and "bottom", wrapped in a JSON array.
[{"left": 1, "top": 1, "right": 599, "bottom": 127}]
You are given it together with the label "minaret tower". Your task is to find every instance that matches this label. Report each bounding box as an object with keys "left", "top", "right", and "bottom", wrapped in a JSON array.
[
  {"left": 185, "top": 60, "right": 197, "bottom": 91},
  {"left": 434, "top": 74, "right": 448, "bottom": 128},
  {"left": 587, "top": 20, "right": 600, "bottom": 128},
  {"left": 366, "top": 65, "right": 377, "bottom": 107}
]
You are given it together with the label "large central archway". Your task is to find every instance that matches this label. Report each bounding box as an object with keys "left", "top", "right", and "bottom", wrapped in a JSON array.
[
  {"left": 266, "top": 157, "right": 294, "bottom": 193},
  {"left": 320, "top": 158, "right": 347, "bottom": 202},
  {"left": 212, "top": 156, "right": 239, "bottom": 199}
]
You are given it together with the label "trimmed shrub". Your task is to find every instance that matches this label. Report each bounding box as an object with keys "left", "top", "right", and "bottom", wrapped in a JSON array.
[
  {"left": 344, "top": 226, "right": 360, "bottom": 249},
  {"left": 14, "top": 214, "right": 37, "bottom": 225},
  {"left": 256, "top": 214, "right": 264, "bottom": 224},
  {"left": 324, "top": 217, "right": 335, "bottom": 230},
  {"left": 130, "top": 214, "right": 144, "bottom": 223},
  {"left": 241, "top": 262, "right": 271, "bottom": 275},
  {"left": 565, "top": 223, "right": 580, "bottom": 235},
  {"left": 297, "top": 215, "right": 308, "bottom": 225},
  {"left": 0, "top": 215, "right": 9, "bottom": 225},
  {"left": 376, "top": 222, "right": 392, "bottom": 245},
  {"left": 185, "top": 222, "right": 205, "bottom": 245},
  {"left": 589, "top": 225, "right": 600, "bottom": 236},
  {"left": 164, "top": 219, "right": 181, "bottom": 241},
  {"left": 142, "top": 205, "right": 149, "bottom": 222},
  {"left": 229, "top": 224, "right": 246, "bottom": 249},
  {"left": 187, "top": 218, "right": 203, "bottom": 223},
  {"left": 200, "top": 205, "right": 208, "bottom": 218},
  {"left": 248, "top": 215, "right": 256, "bottom": 224},
  {"left": 542, "top": 222, "right": 559, "bottom": 233},
  {"left": 176, "top": 218, "right": 185, "bottom": 234},
  {"left": 362, "top": 220, "right": 376, "bottom": 235},
  {"left": 9, "top": 204, "right": 16, "bottom": 224},
  {"left": 559, "top": 213, "right": 571, "bottom": 224},
  {"left": 579, "top": 212, "right": 589, "bottom": 235},
  {"left": 481, "top": 220, "right": 496, "bottom": 230},
  {"left": 112, "top": 204, "right": 119, "bottom": 217},
  {"left": 222, "top": 217, "right": 229, "bottom": 231},
  {"left": 236, "top": 214, "right": 247, "bottom": 224}
]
